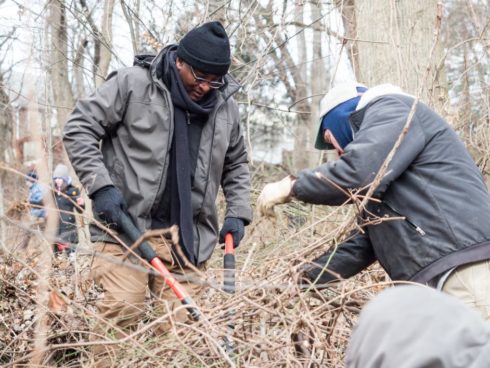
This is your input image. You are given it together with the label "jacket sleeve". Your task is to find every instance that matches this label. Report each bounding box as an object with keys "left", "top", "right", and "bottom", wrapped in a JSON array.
[
  {"left": 305, "top": 231, "right": 376, "bottom": 284},
  {"left": 221, "top": 101, "right": 253, "bottom": 225},
  {"left": 63, "top": 71, "right": 127, "bottom": 196},
  {"left": 29, "top": 184, "right": 44, "bottom": 205},
  {"left": 293, "top": 96, "right": 426, "bottom": 205}
]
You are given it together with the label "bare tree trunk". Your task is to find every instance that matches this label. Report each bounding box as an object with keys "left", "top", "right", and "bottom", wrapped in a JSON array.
[
  {"left": 0, "top": 73, "right": 14, "bottom": 246},
  {"left": 292, "top": 2, "right": 310, "bottom": 171},
  {"left": 310, "top": 1, "right": 327, "bottom": 166},
  {"left": 341, "top": 0, "right": 447, "bottom": 111},
  {"left": 335, "top": 0, "right": 360, "bottom": 78},
  {"left": 120, "top": 0, "right": 141, "bottom": 55},
  {"left": 95, "top": 0, "right": 116, "bottom": 87},
  {"left": 47, "top": 0, "right": 75, "bottom": 131},
  {"left": 80, "top": 0, "right": 115, "bottom": 86},
  {"left": 0, "top": 75, "right": 14, "bottom": 164},
  {"left": 239, "top": 0, "right": 328, "bottom": 169},
  {"left": 73, "top": 38, "right": 88, "bottom": 98}
]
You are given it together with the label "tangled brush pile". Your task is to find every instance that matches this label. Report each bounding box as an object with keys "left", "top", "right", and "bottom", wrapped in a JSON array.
[{"left": 1, "top": 197, "right": 389, "bottom": 368}]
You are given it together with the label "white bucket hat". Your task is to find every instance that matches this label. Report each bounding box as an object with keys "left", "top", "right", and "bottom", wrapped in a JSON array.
[{"left": 315, "top": 82, "right": 367, "bottom": 150}]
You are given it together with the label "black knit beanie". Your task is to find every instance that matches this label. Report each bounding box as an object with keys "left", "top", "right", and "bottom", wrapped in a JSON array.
[{"left": 177, "top": 21, "right": 231, "bottom": 76}]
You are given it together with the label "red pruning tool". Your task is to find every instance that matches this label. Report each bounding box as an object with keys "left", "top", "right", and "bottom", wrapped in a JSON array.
[
  {"left": 223, "top": 233, "right": 236, "bottom": 294},
  {"left": 222, "top": 233, "right": 236, "bottom": 354},
  {"left": 118, "top": 212, "right": 200, "bottom": 321}
]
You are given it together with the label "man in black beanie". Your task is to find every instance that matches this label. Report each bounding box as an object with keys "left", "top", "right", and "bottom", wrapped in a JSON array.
[
  {"left": 63, "top": 21, "right": 251, "bottom": 358},
  {"left": 177, "top": 21, "right": 231, "bottom": 77}
]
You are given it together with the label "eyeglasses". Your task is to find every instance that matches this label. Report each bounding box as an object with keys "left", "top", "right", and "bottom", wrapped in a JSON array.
[{"left": 188, "top": 64, "right": 225, "bottom": 89}]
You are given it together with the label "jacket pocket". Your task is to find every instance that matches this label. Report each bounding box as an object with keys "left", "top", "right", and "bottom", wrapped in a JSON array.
[{"left": 383, "top": 202, "right": 426, "bottom": 236}]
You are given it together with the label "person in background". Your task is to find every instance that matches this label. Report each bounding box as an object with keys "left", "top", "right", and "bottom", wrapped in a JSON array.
[
  {"left": 20, "top": 169, "right": 47, "bottom": 250},
  {"left": 345, "top": 285, "right": 490, "bottom": 368},
  {"left": 25, "top": 170, "right": 46, "bottom": 219},
  {"left": 63, "top": 20, "right": 252, "bottom": 346},
  {"left": 52, "top": 163, "right": 85, "bottom": 254},
  {"left": 257, "top": 83, "right": 490, "bottom": 320}
]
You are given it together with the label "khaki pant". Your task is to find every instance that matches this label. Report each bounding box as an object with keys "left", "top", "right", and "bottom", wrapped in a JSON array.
[
  {"left": 442, "top": 259, "right": 490, "bottom": 320},
  {"left": 90, "top": 238, "right": 203, "bottom": 365}
]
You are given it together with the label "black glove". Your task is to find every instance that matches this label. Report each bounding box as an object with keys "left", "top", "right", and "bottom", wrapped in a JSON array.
[
  {"left": 219, "top": 217, "right": 245, "bottom": 248},
  {"left": 91, "top": 186, "right": 128, "bottom": 228}
]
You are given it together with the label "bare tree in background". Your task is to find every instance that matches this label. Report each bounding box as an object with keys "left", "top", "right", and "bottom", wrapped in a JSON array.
[
  {"left": 443, "top": 0, "right": 490, "bottom": 178},
  {"left": 46, "top": 0, "right": 74, "bottom": 131},
  {"left": 97, "top": 0, "right": 116, "bottom": 86},
  {"left": 291, "top": 1, "right": 310, "bottom": 170},
  {"left": 232, "top": 0, "right": 329, "bottom": 170},
  {"left": 444, "top": 0, "right": 490, "bottom": 135},
  {"left": 309, "top": 0, "right": 328, "bottom": 165},
  {"left": 79, "top": 0, "right": 116, "bottom": 87},
  {"left": 0, "top": 13, "right": 17, "bottom": 246},
  {"left": 120, "top": 0, "right": 141, "bottom": 55},
  {"left": 0, "top": 72, "right": 15, "bottom": 245},
  {"left": 338, "top": 0, "right": 448, "bottom": 111},
  {"left": 0, "top": 75, "right": 14, "bottom": 159}
]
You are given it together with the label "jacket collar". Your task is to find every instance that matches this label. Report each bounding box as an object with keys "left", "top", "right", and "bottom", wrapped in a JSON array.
[
  {"left": 356, "top": 84, "right": 410, "bottom": 110},
  {"left": 349, "top": 84, "right": 414, "bottom": 132}
]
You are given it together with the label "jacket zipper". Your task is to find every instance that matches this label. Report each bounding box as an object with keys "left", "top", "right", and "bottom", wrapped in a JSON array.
[
  {"left": 196, "top": 88, "right": 234, "bottom": 264},
  {"left": 195, "top": 105, "right": 219, "bottom": 264},
  {"left": 145, "top": 84, "right": 173, "bottom": 224},
  {"left": 383, "top": 202, "right": 426, "bottom": 236}
]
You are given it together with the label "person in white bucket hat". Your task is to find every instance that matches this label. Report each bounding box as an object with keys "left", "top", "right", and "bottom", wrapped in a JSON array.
[
  {"left": 314, "top": 82, "right": 367, "bottom": 152},
  {"left": 257, "top": 83, "right": 490, "bottom": 320}
]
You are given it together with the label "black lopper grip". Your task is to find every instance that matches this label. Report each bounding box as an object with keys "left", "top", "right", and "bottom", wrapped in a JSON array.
[
  {"left": 118, "top": 212, "right": 157, "bottom": 262},
  {"left": 224, "top": 254, "right": 236, "bottom": 294},
  {"left": 118, "top": 212, "right": 201, "bottom": 321}
]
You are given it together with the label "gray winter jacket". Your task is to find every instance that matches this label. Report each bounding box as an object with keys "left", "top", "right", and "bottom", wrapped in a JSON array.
[
  {"left": 346, "top": 285, "right": 490, "bottom": 368},
  {"left": 295, "top": 87, "right": 490, "bottom": 283},
  {"left": 63, "top": 46, "right": 252, "bottom": 264}
]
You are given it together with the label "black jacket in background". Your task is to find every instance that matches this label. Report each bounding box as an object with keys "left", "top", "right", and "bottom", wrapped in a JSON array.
[{"left": 54, "top": 184, "right": 82, "bottom": 244}]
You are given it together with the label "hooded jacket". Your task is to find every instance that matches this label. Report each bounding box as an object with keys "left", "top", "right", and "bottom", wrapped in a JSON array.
[
  {"left": 63, "top": 46, "right": 252, "bottom": 264},
  {"left": 294, "top": 85, "right": 490, "bottom": 283},
  {"left": 28, "top": 182, "right": 46, "bottom": 218},
  {"left": 346, "top": 286, "right": 490, "bottom": 368}
]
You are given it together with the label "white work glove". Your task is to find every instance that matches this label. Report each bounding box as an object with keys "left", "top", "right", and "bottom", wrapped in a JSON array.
[{"left": 257, "top": 175, "right": 296, "bottom": 217}]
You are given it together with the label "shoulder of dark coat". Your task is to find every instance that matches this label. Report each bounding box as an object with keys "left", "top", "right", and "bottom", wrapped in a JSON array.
[
  {"left": 350, "top": 94, "right": 416, "bottom": 129},
  {"left": 365, "top": 94, "right": 417, "bottom": 112}
]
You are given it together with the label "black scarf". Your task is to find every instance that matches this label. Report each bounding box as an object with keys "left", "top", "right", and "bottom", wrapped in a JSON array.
[{"left": 164, "top": 51, "right": 217, "bottom": 264}]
